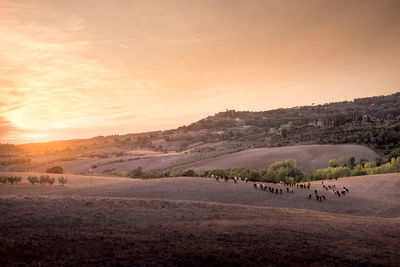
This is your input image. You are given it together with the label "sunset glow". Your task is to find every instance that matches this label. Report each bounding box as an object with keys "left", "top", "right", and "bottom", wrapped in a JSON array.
[{"left": 1, "top": 0, "right": 399, "bottom": 144}]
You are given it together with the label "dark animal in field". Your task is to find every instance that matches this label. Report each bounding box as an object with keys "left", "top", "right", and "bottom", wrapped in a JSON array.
[
  {"left": 275, "top": 189, "right": 278, "bottom": 194},
  {"left": 316, "top": 195, "right": 320, "bottom": 201},
  {"left": 254, "top": 183, "right": 257, "bottom": 189},
  {"left": 287, "top": 187, "right": 289, "bottom": 193},
  {"left": 307, "top": 184, "right": 310, "bottom": 189},
  {"left": 314, "top": 190, "right": 318, "bottom": 194},
  {"left": 280, "top": 189, "right": 282, "bottom": 194},
  {"left": 216, "top": 177, "right": 219, "bottom": 182},
  {"left": 308, "top": 194, "right": 311, "bottom": 199},
  {"left": 341, "top": 190, "right": 346, "bottom": 196},
  {"left": 225, "top": 177, "right": 228, "bottom": 182}
]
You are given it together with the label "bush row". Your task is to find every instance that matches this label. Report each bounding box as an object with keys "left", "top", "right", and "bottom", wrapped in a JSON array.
[
  {"left": 27, "top": 175, "right": 68, "bottom": 185},
  {"left": 136, "top": 156, "right": 400, "bottom": 183},
  {"left": 0, "top": 175, "right": 22, "bottom": 184},
  {"left": 0, "top": 175, "right": 68, "bottom": 185}
]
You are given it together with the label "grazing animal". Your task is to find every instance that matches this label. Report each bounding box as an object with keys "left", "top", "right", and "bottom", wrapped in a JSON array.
[
  {"left": 308, "top": 194, "right": 311, "bottom": 199},
  {"left": 216, "top": 177, "right": 219, "bottom": 182},
  {"left": 254, "top": 183, "right": 257, "bottom": 189},
  {"left": 275, "top": 189, "right": 278, "bottom": 194},
  {"left": 280, "top": 189, "right": 282, "bottom": 194},
  {"left": 314, "top": 190, "right": 318, "bottom": 194}
]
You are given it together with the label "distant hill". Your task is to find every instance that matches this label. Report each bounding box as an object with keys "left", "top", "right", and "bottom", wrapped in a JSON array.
[{"left": 1, "top": 92, "right": 399, "bottom": 174}]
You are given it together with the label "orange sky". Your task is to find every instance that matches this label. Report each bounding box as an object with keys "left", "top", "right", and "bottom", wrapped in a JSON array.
[{"left": 1, "top": 0, "right": 399, "bottom": 144}]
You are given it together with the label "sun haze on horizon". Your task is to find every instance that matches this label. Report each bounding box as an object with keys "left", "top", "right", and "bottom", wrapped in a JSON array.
[{"left": 0, "top": 0, "right": 399, "bottom": 144}]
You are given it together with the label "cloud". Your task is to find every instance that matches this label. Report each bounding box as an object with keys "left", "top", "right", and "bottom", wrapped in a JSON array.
[{"left": 0, "top": 1, "right": 161, "bottom": 142}]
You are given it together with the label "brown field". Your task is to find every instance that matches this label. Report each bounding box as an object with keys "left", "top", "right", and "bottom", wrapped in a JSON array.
[
  {"left": 178, "top": 144, "right": 383, "bottom": 173},
  {"left": 29, "top": 150, "right": 190, "bottom": 174},
  {"left": 1, "top": 173, "right": 399, "bottom": 266},
  {"left": 23, "top": 144, "right": 383, "bottom": 176}
]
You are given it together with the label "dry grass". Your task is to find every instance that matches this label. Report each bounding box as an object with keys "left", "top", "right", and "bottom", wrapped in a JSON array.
[
  {"left": 0, "top": 172, "right": 399, "bottom": 266},
  {"left": 178, "top": 144, "right": 383, "bottom": 173}
]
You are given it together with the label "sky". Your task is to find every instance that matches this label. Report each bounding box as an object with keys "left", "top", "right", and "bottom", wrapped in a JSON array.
[{"left": 0, "top": 0, "right": 399, "bottom": 144}]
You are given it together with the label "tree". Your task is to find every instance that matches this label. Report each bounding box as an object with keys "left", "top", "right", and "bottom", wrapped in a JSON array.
[
  {"left": 48, "top": 177, "right": 55, "bottom": 185},
  {"left": 130, "top": 167, "right": 143, "bottom": 178},
  {"left": 39, "top": 175, "right": 50, "bottom": 184},
  {"left": 328, "top": 159, "right": 338, "bottom": 168},
  {"left": 249, "top": 169, "right": 261, "bottom": 181},
  {"left": 58, "top": 176, "right": 68, "bottom": 185},
  {"left": 181, "top": 168, "right": 199, "bottom": 177},
  {"left": 27, "top": 176, "right": 39, "bottom": 185}
]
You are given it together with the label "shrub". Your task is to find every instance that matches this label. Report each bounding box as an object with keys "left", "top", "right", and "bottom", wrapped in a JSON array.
[
  {"left": 249, "top": 169, "right": 261, "bottom": 181},
  {"left": 46, "top": 166, "right": 64, "bottom": 174},
  {"left": 180, "top": 168, "right": 199, "bottom": 177},
  {"left": 7, "top": 176, "right": 15, "bottom": 184},
  {"left": 207, "top": 168, "right": 227, "bottom": 178},
  {"left": 266, "top": 159, "right": 303, "bottom": 183},
  {"left": 130, "top": 167, "right": 143, "bottom": 178},
  {"left": 27, "top": 176, "right": 39, "bottom": 185},
  {"left": 48, "top": 177, "right": 55, "bottom": 185},
  {"left": 328, "top": 159, "right": 338, "bottom": 168},
  {"left": 58, "top": 176, "right": 68, "bottom": 185},
  {"left": 39, "top": 175, "right": 50, "bottom": 185}
]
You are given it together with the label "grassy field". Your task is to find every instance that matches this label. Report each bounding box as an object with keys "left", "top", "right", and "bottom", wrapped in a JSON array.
[
  {"left": 176, "top": 144, "right": 383, "bottom": 173},
  {"left": 0, "top": 172, "right": 399, "bottom": 266}
]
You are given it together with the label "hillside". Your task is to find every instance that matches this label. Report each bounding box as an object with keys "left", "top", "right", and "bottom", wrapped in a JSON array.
[
  {"left": 176, "top": 144, "right": 382, "bottom": 173},
  {"left": 1, "top": 92, "right": 399, "bottom": 175}
]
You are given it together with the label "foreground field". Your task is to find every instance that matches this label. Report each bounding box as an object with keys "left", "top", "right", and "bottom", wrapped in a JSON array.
[{"left": 1, "top": 173, "right": 399, "bottom": 265}]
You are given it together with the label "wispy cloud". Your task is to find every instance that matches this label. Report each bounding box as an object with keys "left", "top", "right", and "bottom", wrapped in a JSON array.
[{"left": 0, "top": 1, "right": 159, "bottom": 143}]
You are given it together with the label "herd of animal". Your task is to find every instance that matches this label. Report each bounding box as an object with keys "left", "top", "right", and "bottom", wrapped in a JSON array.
[{"left": 213, "top": 175, "right": 351, "bottom": 202}]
